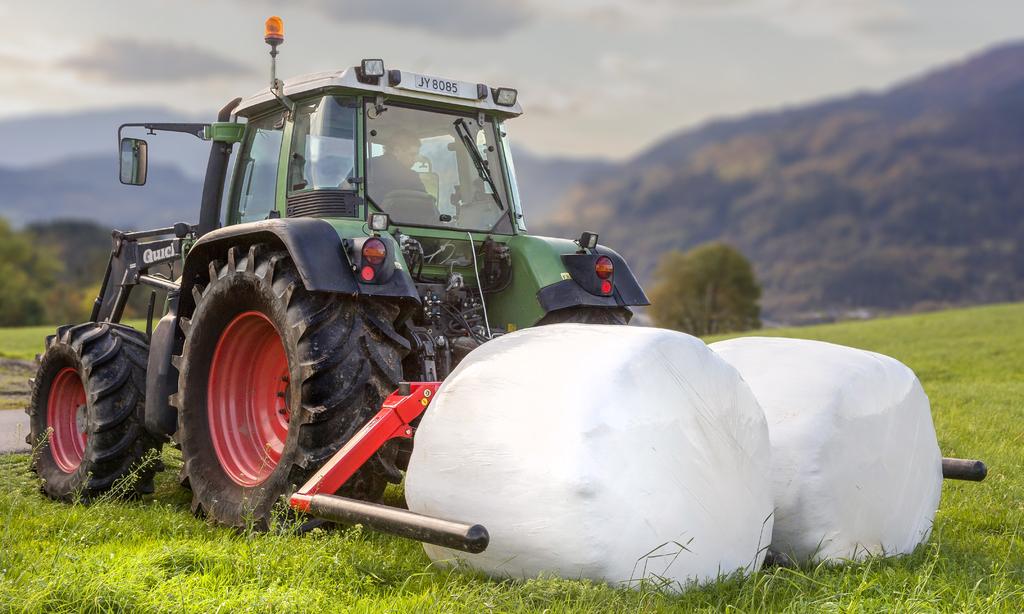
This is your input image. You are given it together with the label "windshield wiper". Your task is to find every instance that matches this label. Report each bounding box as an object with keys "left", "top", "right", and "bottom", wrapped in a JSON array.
[{"left": 453, "top": 118, "right": 505, "bottom": 211}]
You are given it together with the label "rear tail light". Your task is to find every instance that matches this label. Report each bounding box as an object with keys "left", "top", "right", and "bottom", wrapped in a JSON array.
[
  {"left": 362, "top": 238, "right": 387, "bottom": 265},
  {"left": 356, "top": 237, "right": 389, "bottom": 283},
  {"left": 595, "top": 256, "right": 614, "bottom": 295}
]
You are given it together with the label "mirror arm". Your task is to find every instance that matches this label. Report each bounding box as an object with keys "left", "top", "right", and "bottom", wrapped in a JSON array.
[{"left": 117, "top": 123, "right": 210, "bottom": 143}]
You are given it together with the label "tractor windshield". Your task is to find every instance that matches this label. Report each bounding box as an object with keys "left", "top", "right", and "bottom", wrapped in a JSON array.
[{"left": 366, "top": 103, "right": 513, "bottom": 233}]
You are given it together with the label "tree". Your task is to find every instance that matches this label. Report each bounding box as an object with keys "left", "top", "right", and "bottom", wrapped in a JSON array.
[
  {"left": 649, "top": 242, "right": 761, "bottom": 336},
  {"left": 0, "top": 219, "right": 61, "bottom": 326}
]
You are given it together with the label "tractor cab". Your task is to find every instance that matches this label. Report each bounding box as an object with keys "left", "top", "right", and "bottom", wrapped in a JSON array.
[{"left": 227, "top": 61, "right": 526, "bottom": 237}]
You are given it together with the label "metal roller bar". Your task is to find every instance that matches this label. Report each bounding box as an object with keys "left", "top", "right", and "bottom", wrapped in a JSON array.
[
  {"left": 306, "top": 493, "right": 490, "bottom": 553},
  {"left": 942, "top": 457, "right": 987, "bottom": 481}
]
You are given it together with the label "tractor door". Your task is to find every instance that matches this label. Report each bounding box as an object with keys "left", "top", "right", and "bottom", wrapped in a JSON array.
[{"left": 225, "top": 110, "right": 287, "bottom": 226}]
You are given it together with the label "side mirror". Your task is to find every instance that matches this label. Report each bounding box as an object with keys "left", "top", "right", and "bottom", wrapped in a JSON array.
[{"left": 119, "top": 137, "right": 148, "bottom": 185}]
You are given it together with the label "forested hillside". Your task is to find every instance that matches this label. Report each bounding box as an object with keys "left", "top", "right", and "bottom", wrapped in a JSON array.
[{"left": 540, "top": 43, "right": 1024, "bottom": 321}]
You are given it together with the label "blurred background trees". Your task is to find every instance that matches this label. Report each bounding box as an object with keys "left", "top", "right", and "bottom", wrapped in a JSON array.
[
  {"left": 649, "top": 242, "right": 762, "bottom": 336},
  {"left": 0, "top": 219, "right": 60, "bottom": 326},
  {"left": 0, "top": 218, "right": 155, "bottom": 327}
]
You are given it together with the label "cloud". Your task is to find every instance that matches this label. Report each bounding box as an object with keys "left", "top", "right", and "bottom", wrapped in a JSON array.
[
  {"left": 629, "top": 0, "right": 916, "bottom": 63},
  {"left": 598, "top": 53, "right": 665, "bottom": 78},
  {"left": 749, "top": 1, "right": 915, "bottom": 63},
  {"left": 61, "top": 38, "right": 254, "bottom": 83},
  {"left": 297, "top": 0, "right": 535, "bottom": 38}
]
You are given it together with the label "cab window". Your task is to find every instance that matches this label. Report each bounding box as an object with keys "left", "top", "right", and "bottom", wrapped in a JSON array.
[
  {"left": 231, "top": 112, "right": 284, "bottom": 224},
  {"left": 289, "top": 96, "right": 358, "bottom": 193}
]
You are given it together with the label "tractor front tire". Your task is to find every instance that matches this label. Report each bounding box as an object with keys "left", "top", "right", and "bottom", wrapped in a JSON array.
[
  {"left": 173, "top": 244, "right": 407, "bottom": 529},
  {"left": 538, "top": 306, "right": 630, "bottom": 325},
  {"left": 28, "top": 323, "right": 159, "bottom": 501}
]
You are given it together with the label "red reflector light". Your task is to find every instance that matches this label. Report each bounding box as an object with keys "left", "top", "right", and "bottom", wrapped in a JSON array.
[
  {"left": 600, "top": 279, "right": 613, "bottom": 295},
  {"left": 360, "top": 266, "right": 376, "bottom": 281},
  {"left": 595, "top": 256, "right": 614, "bottom": 280},
  {"left": 362, "top": 238, "right": 387, "bottom": 265}
]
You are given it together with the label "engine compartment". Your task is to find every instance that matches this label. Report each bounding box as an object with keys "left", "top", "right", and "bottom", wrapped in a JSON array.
[
  {"left": 390, "top": 233, "right": 512, "bottom": 471},
  {"left": 397, "top": 234, "right": 512, "bottom": 381}
]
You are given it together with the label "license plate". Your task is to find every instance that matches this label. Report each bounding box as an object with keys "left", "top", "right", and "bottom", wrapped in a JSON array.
[{"left": 394, "top": 71, "right": 479, "bottom": 100}]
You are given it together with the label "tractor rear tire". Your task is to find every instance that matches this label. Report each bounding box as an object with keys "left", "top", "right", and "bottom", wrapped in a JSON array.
[
  {"left": 28, "top": 322, "right": 159, "bottom": 501},
  {"left": 173, "top": 244, "right": 408, "bottom": 529},
  {"left": 538, "top": 306, "right": 630, "bottom": 325}
]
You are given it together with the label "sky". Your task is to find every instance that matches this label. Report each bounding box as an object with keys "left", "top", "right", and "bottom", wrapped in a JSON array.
[{"left": 3, "top": 1, "right": 1024, "bottom": 160}]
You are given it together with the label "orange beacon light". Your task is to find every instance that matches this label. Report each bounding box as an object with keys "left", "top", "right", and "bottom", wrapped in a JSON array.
[{"left": 265, "top": 16, "right": 284, "bottom": 46}]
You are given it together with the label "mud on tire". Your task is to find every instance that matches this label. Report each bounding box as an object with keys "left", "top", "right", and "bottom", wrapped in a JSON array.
[
  {"left": 173, "top": 244, "right": 408, "bottom": 528},
  {"left": 28, "top": 322, "right": 160, "bottom": 501}
]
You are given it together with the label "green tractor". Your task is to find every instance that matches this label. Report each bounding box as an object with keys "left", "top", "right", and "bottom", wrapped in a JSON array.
[{"left": 28, "top": 17, "right": 648, "bottom": 532}]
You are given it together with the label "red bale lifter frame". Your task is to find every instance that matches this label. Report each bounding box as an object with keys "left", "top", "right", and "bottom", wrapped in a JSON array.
[{"left": 288, "top": 382, "right": 489, "bottom": 553}]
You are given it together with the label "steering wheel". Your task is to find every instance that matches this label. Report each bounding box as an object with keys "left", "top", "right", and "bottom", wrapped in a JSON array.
[{"left": 382, "top": 190, "right": 438, "bottom": 222}]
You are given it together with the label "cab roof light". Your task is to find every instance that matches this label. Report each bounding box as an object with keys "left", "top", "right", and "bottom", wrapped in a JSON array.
[
  {"left": 578, "top": 231, "right": 599, "bottom": 250},
  {"left": 493, "top": 87, "right": 518, "bottom": 106},
  {"left": 358, "top": 59, "right": 385, "bottom": 84}
]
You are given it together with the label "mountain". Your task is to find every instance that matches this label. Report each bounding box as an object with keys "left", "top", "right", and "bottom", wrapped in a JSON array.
[
  {"left": 0, "top": 155, "right": 204, "bottom": 229},
  {"left": 0, "top": 107, "right": 209, "bottom": 177},
  {"left": 539, "top": 42, "right": 1024, "bottom": 322},
  {"left": 510, "top": 148, "right": 615, "bottom": 224},
  {"left": 0, "top": 106, "right": 211, "bottom": 229}
]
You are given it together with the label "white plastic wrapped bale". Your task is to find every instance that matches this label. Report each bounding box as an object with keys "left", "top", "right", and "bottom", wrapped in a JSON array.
[
  {"left": 709, "top": 337, "right": 942, "bottom": 564},
  {"left": 405, "top": 324, "right": 773, "bottom": 589}
]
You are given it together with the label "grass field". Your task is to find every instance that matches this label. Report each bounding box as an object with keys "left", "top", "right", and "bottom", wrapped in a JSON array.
[
  {"left": 0, "top": 320, "right": 148, "bottom": 362},
  {"left": 1, "top": 304, "right": 1022, "bottom": 612}
]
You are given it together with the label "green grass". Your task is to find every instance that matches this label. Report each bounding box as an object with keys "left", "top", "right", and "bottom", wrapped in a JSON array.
[
  {"left": 0, "top": 320, "right": 147, "bottom": 361},
  {"left": 0, "top": 324, "right": 61, "bottom": 361},
  {"left": 1, "top": 304, "right": 1023, "bottom": 612}
]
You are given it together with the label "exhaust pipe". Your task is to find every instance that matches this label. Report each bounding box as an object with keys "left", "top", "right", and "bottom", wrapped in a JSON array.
[
  {"left": 942, "top": 457, "right": 987, "bottom": 481},
  {"left": 304, "top": 493, "right": 490, "bottom": 554}
]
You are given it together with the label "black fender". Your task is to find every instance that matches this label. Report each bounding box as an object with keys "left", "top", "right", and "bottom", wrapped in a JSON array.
[
  {"left": 179, "top": 218, "right": 419, "bottom": 320},
  {"left": 537, "top": 245, "right": 650, "bottom": 314}
]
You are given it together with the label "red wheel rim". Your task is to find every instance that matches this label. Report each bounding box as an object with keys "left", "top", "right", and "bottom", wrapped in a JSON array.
[
  {"left": 47, "top": 367, "right": 87, "bottom": 473},
  {"left": 208, "top": 311, "right": 290, "bottom": 487}
]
